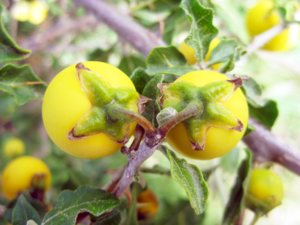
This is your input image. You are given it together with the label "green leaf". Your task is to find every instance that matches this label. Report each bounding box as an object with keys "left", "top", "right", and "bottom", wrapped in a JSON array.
[
  {"left": 159, "top": 201, "right": 206, "bottom": 225},
  {"left": 222, "top": 149, "right": 252, "bottom": 225},
  {"left": 41, "top": 186, "right": 120, "bottom": 225},
  {"left": 207, "top": 39, "right": 238, "bottom": 67},
  {"left": 0, "top": 64, "right": 47, "bottom": 105},
  {"left": 160, "top": 146, "right": 209, "bottom": 215},
  {"left": 249, "top": 100, "right": 278, "bottom": 129},
  {"left": 145, "top": 46, "right": 196, "bottom": 76},
  {"left": 91, "top": 210, "right": 122, "bottom": 225},
  {"left": 5, "top": 193, "right": 46, "bottom": 223},
  {"left": 220, "top": 147, "right": 240, "bottom": 174},
  {"left": 220, "top": 47, "right": 246, "bottom": 73},
  {"left": 0, "top": 5, "right": 31, "bottom": 62},
  {"left": 87, "top": 48, "right": 113, "bottom": 62},
  {"left": 241, "top": 77, "right": 264, "bottom": 108},
  {"left": 181, "top": 0, "right": 218, "bottom": 64},
  {"left": 243, "top": 123, "right": 256, "bottom": 137},
  {"left": 162, "top": 9, "right": 186, "bottom": 45},
  {"left": 142, "top": 74, "right": 164, "bottom": 126},
  {"left": 124, "top": 183, "right": 142, "bottom": 225},
  {"left": 118, "top": 56, "right": 145, "bottom": 77},
  {"left": 12, "top": 195, "right": 41, "bottom": 225},
  {"left": 129, "top": 67, "right": 151, "bottom": 94}
]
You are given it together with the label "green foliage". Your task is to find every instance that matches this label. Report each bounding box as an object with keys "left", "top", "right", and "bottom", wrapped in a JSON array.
[
  {"left": 0, "top": 64, "right": 47, "bottom": 105},
  {"left": 222, "top": 149, "right": 252, "bottom": 225},
  {"left": 130, "top": 67, "right": 151, "bottom": 94},
  {"left": 249, "top": 100, "right": 278, "bottom": 130},
  {"left": 207, "top": 39, "right": 238, "bottom": 67},
  {"left": 12, "top": 195, "right": 41, "bottom": 225},
  {"left": 142, "top": 74, "right": 164, "bottom": 126},
  {"left": 0, "top": 4, "right": 31, "bottom": 62},
  {"left": 241, "top": 77, "right": 278, "bottom": 129},
  {"left": 145, "top": 46, "right": 196, "bottom": 76},
  {"left": 41, "top": 186, "right": 120, "bottom": 225},
  {"left": 181, "top": 0, "right": 218, "bottom": 65},
  {"left": 91, "top": 210, "right": 122, "bottom": 225},
  {"left": 160, "top": 146, "right": 209, "bottom": 215},
  {"left": 118, "top": 56, "right": 145, "bottom": 77}
]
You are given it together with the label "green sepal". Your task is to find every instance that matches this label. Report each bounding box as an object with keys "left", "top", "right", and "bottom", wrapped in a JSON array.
[
  {"left": 69, "top": 63, "right": 140, "bottom": 144},
  {"left": 245, "top": 192, "right": 281, "bottom": 215},
  {"left": 161, "top": 78, "right": 243, "bottom": 150}
]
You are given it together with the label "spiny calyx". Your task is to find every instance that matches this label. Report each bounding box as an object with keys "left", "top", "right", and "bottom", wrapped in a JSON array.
[
  {"left": 160, "top": 77, "right": 244, "bottom": 150},
  {"left": 68, "top": 63, "right": 140, "bottom": 144}
]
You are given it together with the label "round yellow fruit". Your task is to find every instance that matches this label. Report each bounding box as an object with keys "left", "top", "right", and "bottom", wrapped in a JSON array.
[
  {"left": 11, "top": 0, "right": 48, "bottom": 24},
  {"left": 3, "top": 138, "right": 25, "bottom": 158},
  {"left": 1, "top": 156, "right": 51, "bottom": 200},
  {"left": 246, "top": 0, "right": 300, "bottom": 51},
  {"left": 11, "top": 1, "right": 31, "bottom": 22},
  {"left": 178, "top": 38, "right": 221, "bottom": 70},
  {"left": 246, "top": 168, "right": 284, "bottom": 212},
  {"left": 166, "top": 70, "right": 248, "bottom": 160},
  {"left": 28, "top": 1, "right": 48, "bottom": 25},
  {"left": 42, "top": 61, "right": 137, "bottom": 159}
]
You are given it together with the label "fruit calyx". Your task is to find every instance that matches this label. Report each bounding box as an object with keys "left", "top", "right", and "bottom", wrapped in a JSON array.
[
  {"left": 159, "top": 77, "right": 244, "bottom": 150},
  {"left": 68, "top": 63, "right": 142, "bottom": 144}
]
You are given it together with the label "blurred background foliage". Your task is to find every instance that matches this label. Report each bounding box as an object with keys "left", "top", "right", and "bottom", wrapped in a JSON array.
[{"left": 1, "top": 0, "right": 300, "bottom": 224}]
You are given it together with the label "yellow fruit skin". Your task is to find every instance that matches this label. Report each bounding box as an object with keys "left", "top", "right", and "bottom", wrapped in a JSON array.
[
  {"left": 28, "top": 1, "right": 48, "bottom": 25},
  {"left": 42, "top": 61, "right": 136, "bottom": 159},
  {"left": 179, "top": 38, "right": 221, "bottom": 69},
  {"left": 166, "top": 70, "right": 248, "bottom": 160},
  {"left": 137, "top": 189, "right": 159, "bottom": 220},
  {"left": 1, "top": 156, "right": 51, "bottom": 200},
  {"left": 246, "top": 0, "right": 300, "bottom": 51},
  {"left": 178, "top": 41, "right": 198, "bottom": 65},
  {"left": 11, "top": 1, "right": 30, "bottom": 22},
  {"left": 11, "top": 0, "right": 48, "bottom": 24},
  {"left": 3, "top": 138, "right": 25, "bottom": 158},
  {"left": 247, "top": 169, "right": 284, "bottom": 207}
]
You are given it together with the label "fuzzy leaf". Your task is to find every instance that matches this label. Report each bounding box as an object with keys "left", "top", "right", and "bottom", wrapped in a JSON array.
[
  {"left": 243, "top": 123, "right": 256, "bottom": 137},
  {"left": 130, "top": 67, "right": 151, "bottom": 94},
  {"left": 145, "top": 46, "right": 196, "bottom": 76},
  {"left": 12, "top": 195, "right": 41, "bottom": 225},
  {"left": 42, "top": 186, "right": 120, "bottom": 225},
  {"left": 241, "top": 77, "right": 264, "bottom": 108},
  {"left": 142, "top": 74, "right": 164, "bottom": 126},
  {"left": 249, "top": 100, "right": 278, "bottom": 129},
  {"left": 118, "top": 56, "right": 145, "bottom": 77},
  {"left": 207, "top": 39, "right": 238, "bottom": 67},
  {"left": 222, "top": 149, "right": 252, "bottom": 225},
  {"left": 181, "top": 0, "right": 218, "bottom": 64},
  {"left": 0, "top": 64, "right": 47, "bottom": 105},
  {"left": 0, "top": 5, "right": 31, "bottom": 62},
  {"left": 92, "top": 210, "right": 122, "bottom": 225},
  {"left": 160, "top": 146, "right": 209, "bottom": 214}
]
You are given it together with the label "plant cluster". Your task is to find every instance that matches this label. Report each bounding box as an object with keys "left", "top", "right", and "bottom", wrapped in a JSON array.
[{"left": 0, "top": 0, "right": 299, "bottom": 224}]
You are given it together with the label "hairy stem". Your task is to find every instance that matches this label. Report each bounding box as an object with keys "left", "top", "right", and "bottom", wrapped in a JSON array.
[
  {"left": 115, "top": 106, "right": 156, "bottom": 134},
  {"left": 112, "top": 103, "right": 202, "bottom": 197}
]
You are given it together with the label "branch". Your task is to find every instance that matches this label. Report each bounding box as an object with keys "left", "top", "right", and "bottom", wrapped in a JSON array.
[
  {"left": 20, "top": 15, "right": 98, "bottom": 52},
  {"left": 72, "top": 0, "right": 165, "bottom": 58},
  {"left": 75, "top": 0, "right": 300, "bottom": 176},
  {"left": 243, "top": 118, "right": 300, "bottom": 175},
  {"left": 243, "top": 24, "right": 286, "bottom": 56}
]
